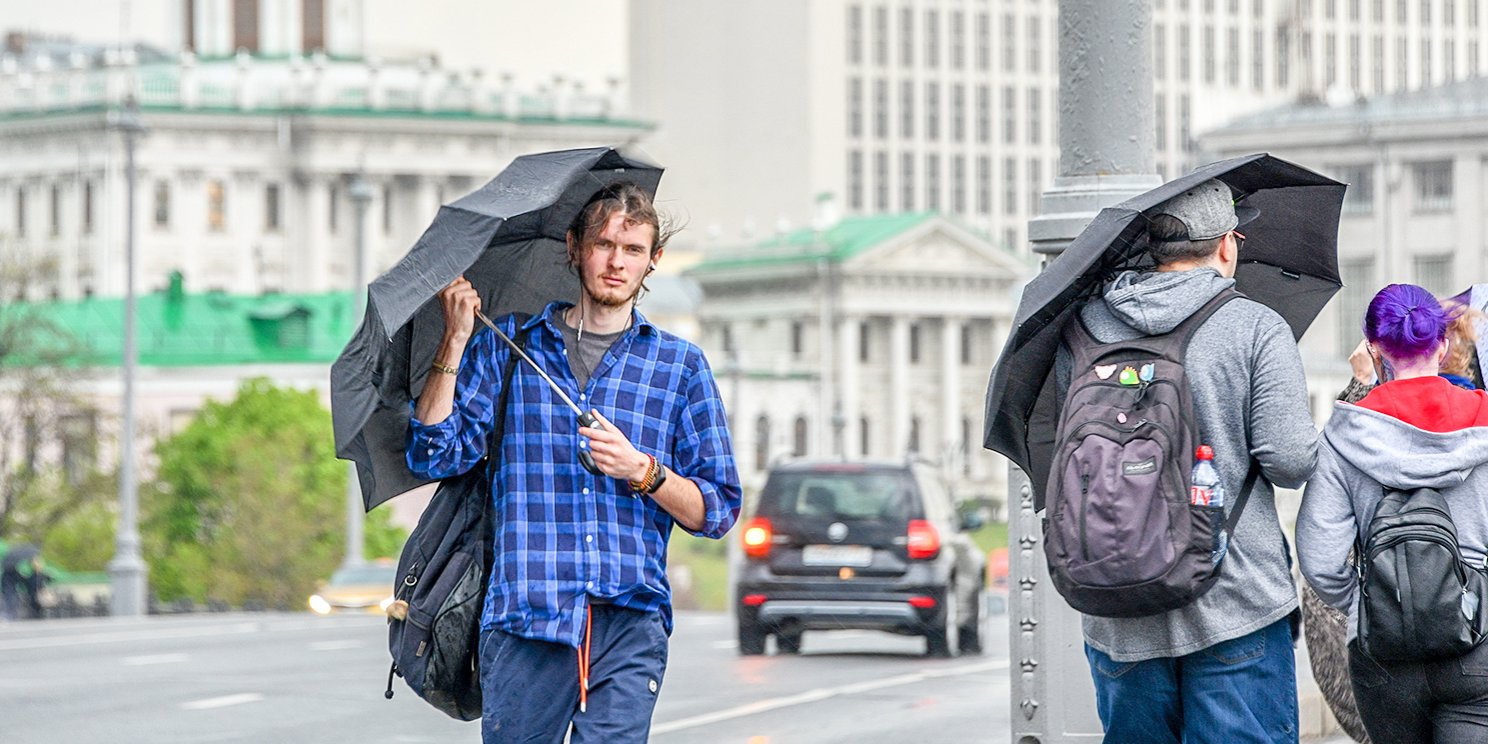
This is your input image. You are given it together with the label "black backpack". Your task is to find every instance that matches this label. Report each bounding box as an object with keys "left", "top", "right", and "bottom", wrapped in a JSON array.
[
  {"left": 382, "top": 321, "right": 528, "bottom": 720},
  {"left": 1045, "top": 289, "right": 1257, "bottom": 618},
  {"left": 1357, "top": 486, "right": 1488, "bottom": 661}
]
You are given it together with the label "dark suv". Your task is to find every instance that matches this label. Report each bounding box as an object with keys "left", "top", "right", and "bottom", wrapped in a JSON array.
[{"left": 733, "top": 460, "right": 986, "bottom": 657}]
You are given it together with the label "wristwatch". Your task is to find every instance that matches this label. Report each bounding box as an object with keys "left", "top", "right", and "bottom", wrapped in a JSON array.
[{"left": 645, "top": 462, "right": 669, "bottom": 494}]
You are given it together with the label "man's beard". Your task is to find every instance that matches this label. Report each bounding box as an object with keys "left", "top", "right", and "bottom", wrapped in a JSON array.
[{"left": 582, "top": 274, "right": 641, "bottom": 308}]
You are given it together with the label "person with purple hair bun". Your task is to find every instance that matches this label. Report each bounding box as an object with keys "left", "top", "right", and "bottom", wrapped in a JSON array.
[{"left": 1298, "top": 283, "right": 1488, "bottom": 743}]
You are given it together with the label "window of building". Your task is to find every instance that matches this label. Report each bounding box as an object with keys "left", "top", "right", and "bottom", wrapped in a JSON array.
[
  {"left": 961, "top": 323, "right": 974, "bottom": 365},
  {"left": 1276, "top": 29, "right": 1290, "bottom": 87},
  {"left": 874, "top": 151, "right": 890, "bottom": 211},
  {"left": 1178, "top": 94, "right": 1192, "bottom": 152},
  {"left": 1472, "top": 41, "right": 1481, "bottom": 76},
  {"left": 1472, "top": 0, "right": 1481, "bottom": 26},
  {"left": 1334, "top": 164, "right": 1374, "bottom": 214},
  {"left": 207, "top": 179, "right": 226, "bottom": 231},
  {"left": 328, "top": 182, "right": 339, "bottom": 234},
  {"left": 926, "top": 83, "right": 940, "bottom": 140},
  {"left": 1422, "top": 37, "right": 1433, "bottom": 84},
  {"left": 1203, "top": 25, "right": 1216, "bottom": 83},
  {"left": 1445, "top": 38, "right": 1456, "bottom": 81},
  {"left": 233, "top": 0, "right": 261, "bottom": 52},
  {"left": 908, "top": 416, "right": 921, "bottom": 454},
  {"left": 791, "top": 321, "right": 804, "bottom": 357},
  {"left": 1326, "top": 0, "right": 1337, "bottom": 17},
  {"left": 1446, "top": 0, "right": 1457, "bottom": 23},
  {"left": 874, "top": 6, "right": 889, "bottom": 66},
  {"left": 82, "top": 180, "right": 93, "bottom": 234},
  {"left": 848, "top": 150, "right": 864, "bottom": 210},
  {"left": 1373, "top": 0, "right": 1384, "bottom": 20},
  {"left": 873, "top": 79, "right": 888, "bottom": 139},
  {"left": 1413, "top": 160, "right": 1453, "bottom": 211},
  {"left": 848, "top": 5, "right": 863, "bottom": 64},
  {"left": 1338, "top": 258, "right": 1376, "bottom": 356},
  {"left": 1373, "top": 35, "right": 1386, "bottom": 92},
  {"left": 1348, "top": 34, "right": 1361, "bottom": 90},
  {"left": 1396, "top": 36, "right": 1409, "bottom": 90},
  {"left": 961, "top": 416, "right": 974, "bottom": 475},
  {"left": 976, "top": 85, "right": 991, "bottom": 143},
  {"left": 952, "top": 156, "right": 966, "bottom": 214},
  {"left": 1027, "top": 17, "right": 1041, "bottom": 73},
  {"left": 265, "top": 183, "right": 281, "bottom": 231},
  {"left": 976, "top": 12, "right": 990, "bottom": 70},
  {"left": 926, "top": 155, "right": 941, "bottom": 212},
  {"left": 900, "top": 7, "right": 914, "bottom": 66},
  {"left": 49, "top": 184, "right": 60, "bottom": 236},
  {"left": 860, "top": 321, "right": 872, "bottom": 362},
  {"left": 1414, "top": 254, "right": 1454, "bottom": 297},
  {"left": 13, "top": 186, "right": 24, "bottom": 237},
  {"left": 1180, "top": 24, "right": 1192, "bottom": 81},
  {"left": 1349, "top": 0, "right": 1360, "bottom": 18},
  {"left": 1002, "top": 86, "right": 1016, "bottom": 144},
  {"left": 755, "top": 415, "right": 772, "bottom": 470},
  {"left": 977, "top": 156, "right": 992, "bottom": 215},
  {"left": 1002, "top": 13, "right": 1016, "bottom": 72},
  {"left": 1028, "top": 158, "right": 1042, "bottom": 214},
  {"left": 925, "top": 9, "right": 939, "bottom": 67},
  {"left": 951, "top": 10, "right": 965, "bottom": 69},
  {"left": 1421, "top": 0, "right": 1432, "bottom": 23},
  {"left": 848, "top": 78, "right": 863, "bottom": 137},
  {"left": 901, "top": 153, "right": 915, "bottom": 211},
  {"left": 1003, "top": 157, "right": 1018, "bottom": 216},
  {"left": 303, "top": 0, "right": 325, "bottom": 52},
  {"left": 900, "top": 81, "right": 915, "bottom": 137},
  {"left": 1397, "top": 0, "right": 1408, "bottom": 23},
  {"left": 153, "top": 180, "right": 169, "bottom": 228},
  {"left": 909, "top": 322, "right": 922, "bottom": 363},
  {"left": 1155, "top": 23, "right": 1167, "bottom": 79},
  {"left": 1227, "top": 28, "right": 1240, "bottom": 86},
  {"left": 860, "top": 416, "right": 871, "bottom": 457},
  {"left": 721, "top": 323, "right": 734, "bottom": 353},
  {"left": 1155, "top": 95, "right": 1167, "bottom": 150},
  {"left": 382, "top": 183, "right": 393, "bottom": 234},
  {"left": 951, "top": 85, "right": 965, "bottom": 142},
  {"left": 793, "top": 416, "right": 809, "bottom": 457},
  {"left": 1027, "top": 88, "right": 1041, "bottom": 145},
  {"left": 1323, "top": 34, "right": 1337, "bottom": 88}
]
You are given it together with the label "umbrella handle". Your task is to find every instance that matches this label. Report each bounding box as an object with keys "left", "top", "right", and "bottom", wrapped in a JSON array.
[{"left": 577, "top": 411, "right": 604, "bottom": 476}]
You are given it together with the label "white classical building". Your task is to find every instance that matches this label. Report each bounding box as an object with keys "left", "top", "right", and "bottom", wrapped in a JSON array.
[
  {"left": 0, "top": 34, "right": 646, "bottom": 301},
  {"left": 630, "top": 0, "right": 1488, "bottom": 255},
  {"left": 1202, "top": 75, "right": 1488, "bottom": 412},
  {"left": 686, "top": 212, "right": 1033, "bottom": 508}
]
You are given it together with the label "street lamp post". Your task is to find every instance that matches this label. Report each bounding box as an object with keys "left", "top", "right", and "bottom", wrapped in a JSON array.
[
  {"left": 108, "top": 96, "right": 148, "bottom": 617},
  {"left": 341, "top": 174, "right": 374, "bottom": 570}
]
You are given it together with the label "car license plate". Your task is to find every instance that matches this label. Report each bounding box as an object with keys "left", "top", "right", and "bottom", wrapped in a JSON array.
[{"left": 802, "top": 545, "right": 872, "bottom": 567}]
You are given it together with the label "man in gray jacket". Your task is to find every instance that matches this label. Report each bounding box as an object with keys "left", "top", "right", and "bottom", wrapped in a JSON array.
[{"left": 1056, "top": 179, "right": 1318, "bottom": 743}]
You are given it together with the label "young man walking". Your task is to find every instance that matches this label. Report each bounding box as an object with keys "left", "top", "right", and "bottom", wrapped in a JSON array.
[
  {"left": 409, "top": 183, "right": 741, "bottom": 743},
  {"left": 1057, "top": 179, "right": 1318, "bottom": 743}
]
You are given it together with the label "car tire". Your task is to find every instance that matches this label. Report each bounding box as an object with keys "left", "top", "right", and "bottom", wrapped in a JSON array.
[
  {"left": 958, "top": 588, "right": 983, "bottom": 655},
  {"left": 738, "top": 619, "right": 767, "bottom": 656},
  {"left": 776, "top": 630, "right": 803, "bottom": 655},
  {"left": 926, "top": 586, "right": 959, "bottom": 658}
]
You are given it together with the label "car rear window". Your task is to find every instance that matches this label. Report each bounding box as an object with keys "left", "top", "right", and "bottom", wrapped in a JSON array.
[{"left": 757, "top": 470, "right": 919, "bottom": 522}]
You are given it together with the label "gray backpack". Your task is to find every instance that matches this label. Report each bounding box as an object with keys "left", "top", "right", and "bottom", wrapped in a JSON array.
[{"left": 1045, "top": 289, "right": 1257, "bottom": 618}]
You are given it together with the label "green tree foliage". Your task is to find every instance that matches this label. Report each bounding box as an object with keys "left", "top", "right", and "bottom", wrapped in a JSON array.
[{"left": 144, "top": 378, "right": 405, "bottom": 607}]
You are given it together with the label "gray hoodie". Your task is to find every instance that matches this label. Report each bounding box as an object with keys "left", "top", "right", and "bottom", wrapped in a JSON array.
[
  {"left": 1297, "top": 395, "right": 1488, "bottom": 643},
  {"left": 1056, "top": 267, "right": 1319, "bottom": 661}
]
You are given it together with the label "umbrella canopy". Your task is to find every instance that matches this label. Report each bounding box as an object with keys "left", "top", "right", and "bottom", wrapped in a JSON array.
[
  {"left": 332, "top": 147, "right": 664, "bottom": 510},
  {"left": 983, "top": 153, "right": 1345, "bottom": 504},
  {"left": 1, "top": 543, "right": 40, "bottom": 574}
]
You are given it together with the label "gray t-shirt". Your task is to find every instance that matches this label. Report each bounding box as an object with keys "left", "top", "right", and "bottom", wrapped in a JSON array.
[{"left": 554, "top": 312, "right": 625, "bottom": 389}]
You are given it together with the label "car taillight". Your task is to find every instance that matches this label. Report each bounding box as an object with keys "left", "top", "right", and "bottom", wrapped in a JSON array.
[
  {"left": 907, "top": 519, "right": 941, "bottom": 560},
  {"left": 742, "top": 517, "right": 772, "bottom": 559}
]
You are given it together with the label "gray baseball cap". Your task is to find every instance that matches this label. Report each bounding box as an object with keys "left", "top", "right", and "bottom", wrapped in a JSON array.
[{"left": 1151, "top": 178, "right": 1259, "bottom": 241}]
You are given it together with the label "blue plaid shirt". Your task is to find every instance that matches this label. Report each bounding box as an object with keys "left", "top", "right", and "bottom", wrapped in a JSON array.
[{"left": 407, "top": 302, "right": 741, "bottom": 648}]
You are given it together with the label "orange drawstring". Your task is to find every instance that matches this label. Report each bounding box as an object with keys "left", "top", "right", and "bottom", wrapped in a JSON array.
[{"left": 578, "top": 604, "right": 593, "bottom": 713}]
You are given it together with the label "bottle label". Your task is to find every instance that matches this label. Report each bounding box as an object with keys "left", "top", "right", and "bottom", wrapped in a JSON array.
[{"left": 1190, "top": 485, "right": 1212, "bottom": 506}]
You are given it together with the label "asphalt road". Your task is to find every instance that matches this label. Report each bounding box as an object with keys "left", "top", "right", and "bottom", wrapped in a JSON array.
[{"left": 0, "top": 609, "right": 1012, "bottom": 743}]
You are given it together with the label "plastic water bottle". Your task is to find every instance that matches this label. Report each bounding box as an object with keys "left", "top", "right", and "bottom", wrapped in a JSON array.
[{"left": 1190, "top": 445, "right": 1228, "bottom": 564}]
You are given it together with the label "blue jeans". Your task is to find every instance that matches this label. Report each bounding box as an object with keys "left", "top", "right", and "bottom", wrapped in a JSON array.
[
  {"left": 478, "top": 604, "right": 669, "bottom": 744},
  {"left": 1085, "top": 617, "right": 1298, "bottom": 744}
]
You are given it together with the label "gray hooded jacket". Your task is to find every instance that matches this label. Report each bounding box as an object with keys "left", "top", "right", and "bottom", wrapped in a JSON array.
[
  {"left": 1297, "top": 397, "right": 1488, "bottom": 643},
  {"left": 1055, "top": 267, "right": 1318, "bottom": 661}
]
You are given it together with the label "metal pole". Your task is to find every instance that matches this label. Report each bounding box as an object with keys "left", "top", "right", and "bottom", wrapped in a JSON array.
[
  {"left": 1009, "top": 1, "right": 1162, "bottom": 741},
  {"left": 342, "top": 174, "right": 373, "bottom": 569},
  {"left": 108, "top": 96, "right": 148, "bottom": 617}
]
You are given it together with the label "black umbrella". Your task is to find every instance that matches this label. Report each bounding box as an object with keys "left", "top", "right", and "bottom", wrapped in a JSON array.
[
  {"left": 983, "top": 153, "right": 1345, "bottom": 505},
  {"left": 332, "top": 146, "right": 664, "bottom": 510},
  {"left": 1, "top": 543, "right": 39, "bottom": 574}
]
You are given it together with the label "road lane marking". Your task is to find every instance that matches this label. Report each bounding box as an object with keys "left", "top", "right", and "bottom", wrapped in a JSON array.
[
  {"left": 710, "top": 640, "right": 737, "bottom": 650},
  {"left": 0, "top": 623, "right": 261, "bottom": 652},
  {"left": 122, "top": 653, "right": 189, "bottom": 666},
  {"left": 181, "top": 693, "right": 264, "bottom": 711},
  {"left": 309, "top": 640, "right": 363, "bottom": 651},
  {"left": 651, "top": 659, "right": 1009, "bottom": 735}
]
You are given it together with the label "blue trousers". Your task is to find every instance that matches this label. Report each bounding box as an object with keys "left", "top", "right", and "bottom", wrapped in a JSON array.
[
  {"left": 1084, "top": 617, "right": 1298, "bottom": 744},
  {"left": 478, "top": 604, "right": 669, "bottom": 744}
]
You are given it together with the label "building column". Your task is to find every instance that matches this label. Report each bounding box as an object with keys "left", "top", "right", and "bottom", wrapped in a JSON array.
[
  {"left": 890, "top": 315, "right": 911, "bottom": 458},
  {"left": 941, "top": 316, "right": 962, "bottom": 473},
  {"left": 303, "top": 175, "right": 333, "bottom": 292},
  {"left": 837, "top": 314, "right": 860, "bottom": 458}
]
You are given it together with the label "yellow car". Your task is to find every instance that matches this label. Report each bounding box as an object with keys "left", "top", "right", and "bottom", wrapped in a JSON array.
[{"left": 308, "top": 562, "right": 397, "bottom": 616}]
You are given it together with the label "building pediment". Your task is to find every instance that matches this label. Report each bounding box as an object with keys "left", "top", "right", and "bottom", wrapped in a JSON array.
[{"left": 846, "top": 219, "right": 1032, "bottom": 282}]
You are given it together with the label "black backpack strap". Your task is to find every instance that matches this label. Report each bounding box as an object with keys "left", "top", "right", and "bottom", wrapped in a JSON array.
[
  {"left": 1173, "top": 287, "right": 1245, "bottom": 348},
  {"left": 479, "top": 313, "right": 533, "bottom": 576},
  {"left": 1224, "top": 459, "right": 1261, "bottom": 537}
]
